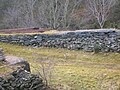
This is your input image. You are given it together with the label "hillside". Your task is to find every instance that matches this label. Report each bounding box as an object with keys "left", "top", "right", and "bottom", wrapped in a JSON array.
[{"left": 0, "top": 0, "right": 120, "bottom": 29}]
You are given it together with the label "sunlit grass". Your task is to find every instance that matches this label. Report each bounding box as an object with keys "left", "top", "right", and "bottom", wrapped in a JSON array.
[
  {"left": 0, "top": 30, "right": 59, "bottom": 36},
  {"left": 0, "top": 42, "right": 120, "bottom": 89}
]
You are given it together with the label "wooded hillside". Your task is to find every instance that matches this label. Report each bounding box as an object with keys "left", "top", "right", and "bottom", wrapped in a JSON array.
[{"left": 0, "top": 0, "right": 120, "bottom": 30}]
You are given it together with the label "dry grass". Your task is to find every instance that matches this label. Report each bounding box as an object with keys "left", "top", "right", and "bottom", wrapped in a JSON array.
[
  {"left": 0, "top": 42, "right": 120, "bottom": 90},
  {"left": 0, "top": 30, "right": 59, "bottom": 36}
]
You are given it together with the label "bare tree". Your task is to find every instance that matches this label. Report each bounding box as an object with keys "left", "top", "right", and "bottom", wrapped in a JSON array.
[
  {"left": 3, "top": 0, "right": 38, "bottom": 28},
  {"left": 21, "top": 0, "right": 37, "bottom": 27},
  {"left": 31, "top": 59, "right": 55, "bottom": 87},
  {"left": 86, "top": 0, "right": 117, "bottom": 28},
  {"left": 3, "top": 0, "right": 21, "bottom": 28},
  {"left": 37, "top": 0, "right": 82, "bottom": 29},
  {"left": 3, "top": 0, "right": 86, "bottom": 29}
]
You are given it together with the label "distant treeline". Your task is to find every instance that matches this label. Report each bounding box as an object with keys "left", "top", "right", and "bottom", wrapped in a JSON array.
[{"left": 0, "top": 0, "right": 120, "bottom": 30}]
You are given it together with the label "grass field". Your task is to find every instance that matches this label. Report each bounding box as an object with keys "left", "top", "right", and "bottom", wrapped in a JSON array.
[{"left": 0, "top": 42, "right": 120, "bottom": 90}]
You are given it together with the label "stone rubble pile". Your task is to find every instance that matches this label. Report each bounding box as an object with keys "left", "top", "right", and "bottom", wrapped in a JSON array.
[
  {"left": 0, "top": 29, "right": 120, "bottom": 52},
  {"left": 0, "top": 49, "right": 46, "bottom": 90},
  {"left": 0, "top": 69, "right": 46, "bottom": 90},
  {"left": 0, "top": 48, "right": 5, "bottom": 61}
]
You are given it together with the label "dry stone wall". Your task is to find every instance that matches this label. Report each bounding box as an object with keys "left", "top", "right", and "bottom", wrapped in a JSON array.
[
  {"left": 0, "top": 29, "right": 120, "bottom": 52},
  {"left": 0, "top": 69, "right": 46, "bottom": 90},
  {"left": 0, "top": 48, "right": 5, "bottom": 61}
]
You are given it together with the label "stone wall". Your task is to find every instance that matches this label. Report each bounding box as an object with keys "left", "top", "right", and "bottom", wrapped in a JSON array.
[
  {"left": 0, "top": 48, "right": 5, "bottom": 61},
  {"left": 0, "top": 29, "right": 120, "bottom": 52},
  {"left": 0, "top": 69, "right": 46, "bottom": 90}
]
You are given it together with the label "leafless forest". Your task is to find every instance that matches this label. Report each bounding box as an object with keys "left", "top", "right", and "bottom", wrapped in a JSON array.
[{"left": 0, "top": 0, "right": 120, "bottom": 29}]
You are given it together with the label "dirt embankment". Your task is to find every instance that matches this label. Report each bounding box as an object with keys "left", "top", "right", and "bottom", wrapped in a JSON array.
[{"left": 0, "top": 27, "right": 45, "bottom": 34}]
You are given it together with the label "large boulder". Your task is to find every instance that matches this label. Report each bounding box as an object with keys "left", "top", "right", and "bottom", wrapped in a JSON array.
[{"left": 5, "top": 56, "right": 31, "bottom": 72}]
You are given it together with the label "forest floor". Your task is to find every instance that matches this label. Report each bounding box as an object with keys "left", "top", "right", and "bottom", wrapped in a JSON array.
[{"left": 0, "top": 42, "right": 120, "bottom": 90}]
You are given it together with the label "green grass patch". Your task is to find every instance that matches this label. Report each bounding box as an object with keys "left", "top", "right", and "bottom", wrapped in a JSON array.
[{"left": 0, "top": 42, "right": 120, "bottom": 90}]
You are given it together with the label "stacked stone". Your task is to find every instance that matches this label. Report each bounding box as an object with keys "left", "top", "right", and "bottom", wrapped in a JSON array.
[
  {"left": 0, "top": 30, "right": 120, "bottom": 52},
  {"left": 0, "top": 48, "right": 5, "bottom": 61},
  {"left": 0, "top": 69, "right": 46, "bottom": 90}
]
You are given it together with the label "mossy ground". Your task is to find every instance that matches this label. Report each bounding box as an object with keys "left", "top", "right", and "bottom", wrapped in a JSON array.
[{"left": 0, "top": 42, "right": 120, "bottom": 90}]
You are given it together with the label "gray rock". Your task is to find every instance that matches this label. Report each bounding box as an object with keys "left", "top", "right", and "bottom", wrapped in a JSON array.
[
  {"left": 0, "top": 29, "right": 120, "bottom": 53},
  {"left": 0, "top": 48, "right": 5, "bottom": 61},
  {"left": 5, "top": 56, "right": 31, "bottom": 72}
]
